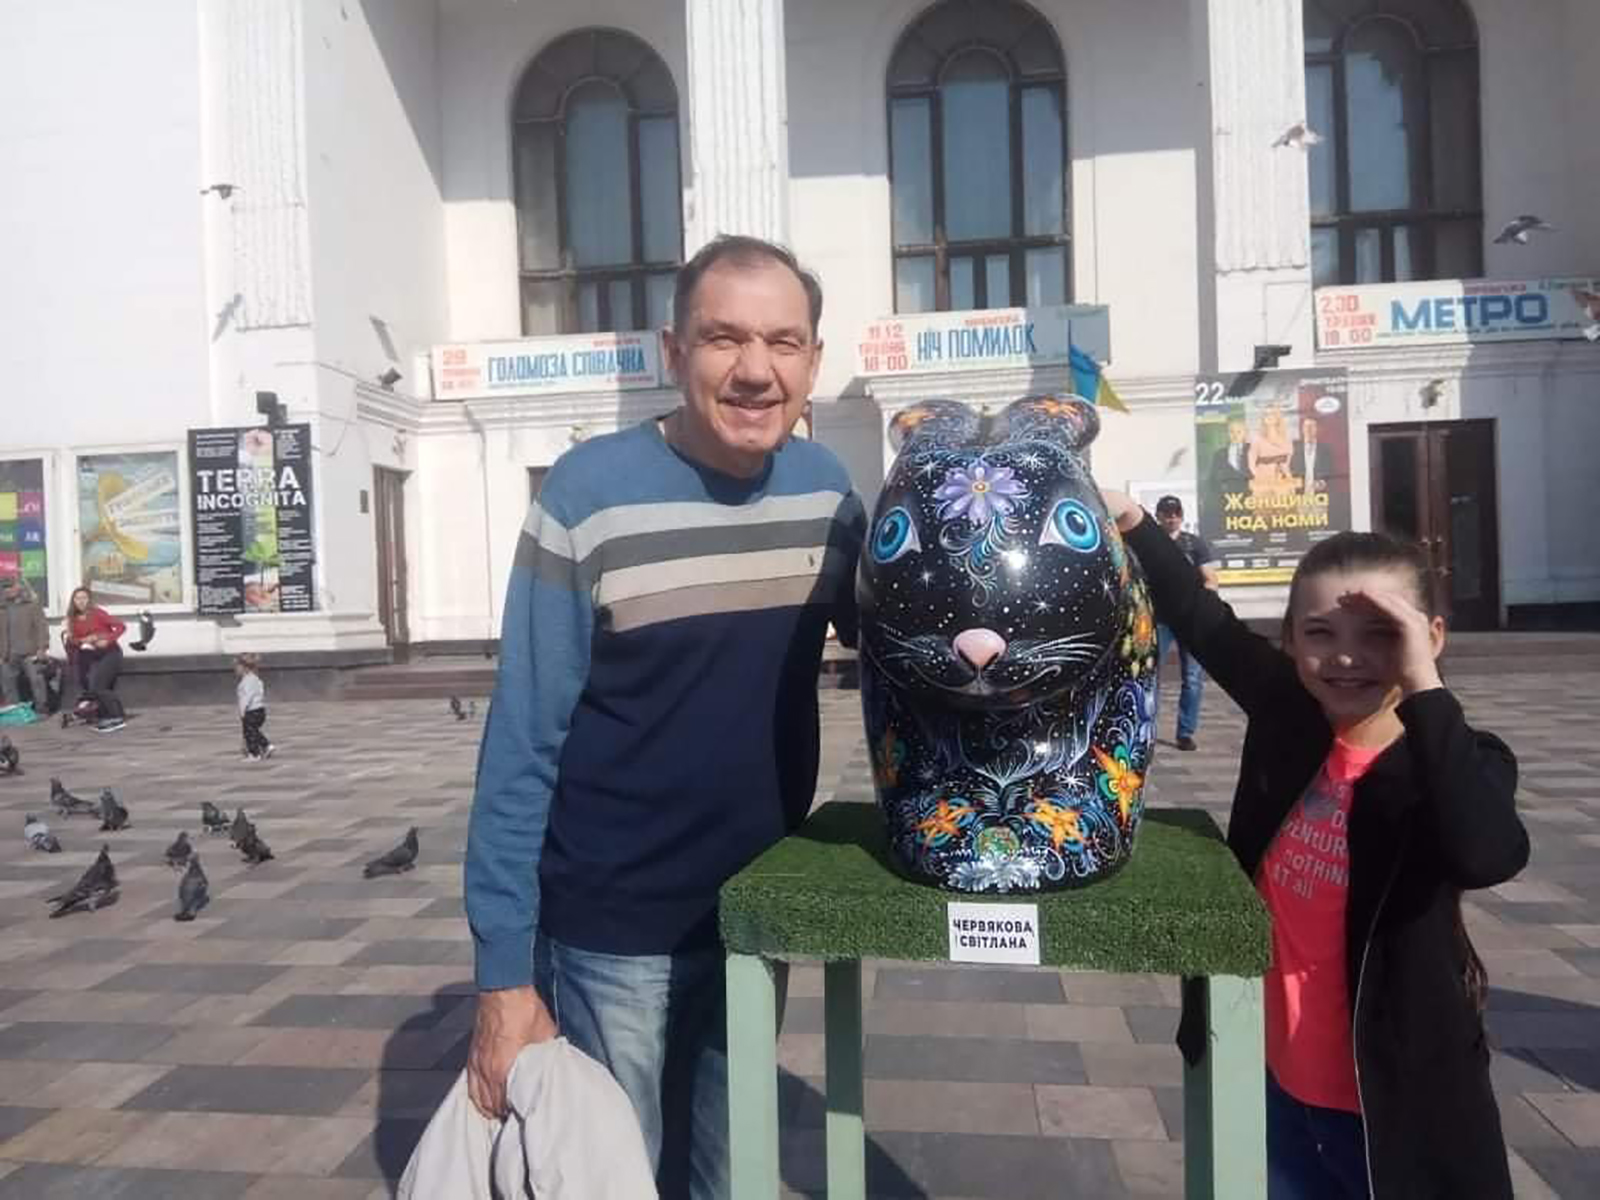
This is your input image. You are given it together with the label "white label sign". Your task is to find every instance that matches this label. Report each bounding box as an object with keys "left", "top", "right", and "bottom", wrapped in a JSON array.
[
  {"left": 947, "top": 901, "right": 1042, "bottom": 966},
  {"left": 855, "top": 304, "right": 1111, "bottom": 378},
  {"left": 431, "top": 332, "right": 664, "bottom": 400},
  {"left": 1315, "top": 278, "right": 1600, "bottom": 350}
]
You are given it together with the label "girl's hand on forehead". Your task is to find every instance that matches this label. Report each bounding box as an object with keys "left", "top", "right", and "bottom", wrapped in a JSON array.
[{"left": 1338, "top": 587, "right": 1444, "bottom": 696}]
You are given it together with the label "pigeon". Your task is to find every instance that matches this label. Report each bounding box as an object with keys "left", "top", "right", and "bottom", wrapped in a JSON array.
[
  {"left": 363, "top": 827, "right": 420, "bottom": 878},
  {"left": 237, "top": 827, "right": 274, "bottom": 865},
  {"left": 60, "top": 711, "right": 72, "bottom": 729},
  {"left": 449, "top": 696, "right": 466, "bottom": 721},
  {"left": 201, "top": 801, "right": 230, "bottom": 834},
  {"left": 129, "top": 610, "right": 156, "bottom": 652},
  {"left": 229, "top": 808, "right": 254, "bottom": 847},
  {"left": 98, "top": 789, "right": 130, "bottom": 832},
  {"left": 1272, "top": 122, "right": 1322, "bottom": 150},
  {"left": 165, "top": 831, "right": 193, "bottom": 869},
  {"left": 175, "top": 856, "right": 209, "bottom": 921},
  {"left": 1493, "top": 215, "right": 1555, "bottom": 245},
  {"left": 0, "top": 736, "right": 19, "bottom": 775},
  {"left": 1571, "top": 287, "right": 1600, "bottom": 342},
  {"left": 24, "top": 814, "right": 61, "bottom": 853},
  {"left": 50, "top": 777, "right": 97, "bottom": 818},
  {"left": 47, "top": 845, "right": 118, "bottom": 917}
]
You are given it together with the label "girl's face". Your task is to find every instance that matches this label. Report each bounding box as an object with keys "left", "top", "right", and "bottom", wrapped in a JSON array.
[
  {"left": 71, "top": 590, "right": 90, "bottom": 613},
  {"left": 1285, "top": 566, "right": 1441, "bottom": 727}
]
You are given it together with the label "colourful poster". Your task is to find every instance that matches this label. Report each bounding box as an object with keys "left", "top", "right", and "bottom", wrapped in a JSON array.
[
  {"left": 189, "top": 425, "right": 316, "bottom": 614},
  {"left": 1315, "top": 277, "right": 1600, "bottom": 350},
  {"left": 854, "top": 304, "right": 1111, "bottom": 378},
  {"left": 0, "top": 458, "right": 48, "bottom": 606},
  {"left": 76, "top": 451, "right": 184, "bottom": 605},
  {"left": 1193, "top": 369, "right": 1351, "bottom": 585}
]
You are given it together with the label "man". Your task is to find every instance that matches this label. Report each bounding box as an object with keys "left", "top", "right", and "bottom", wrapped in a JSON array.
[
  {"left": 463, "top": 235, "right": 864, "bottom": 1198},
  {"left": 1210, "top": 418, "right": 1250, "bottom": 493},
  {"left": 1290, "top": 415, "right": 1332, "bottom": 497},
  {"left": 0, "top": 578, "right": 50, "bottom": 714},
  {"left": 1151, "top": 496, "right": 1217, "bottom": 751}
]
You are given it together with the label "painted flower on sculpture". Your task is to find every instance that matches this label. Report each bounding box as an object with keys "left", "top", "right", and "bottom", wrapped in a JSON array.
[
  {"left": 1026, "top": 795, "right": 1083, "bottom": 851},
  {"left": 935, "top": 462, "right": 1026, "bottom": 526},
  {"left": 951, "top": 851, "right": 1042, "bottom": 892},
  {"left": 917, "top": 796, "right": 976, "bottom": 848},
  {"left": 1093, "top": 744, "right": 1144, "bottom": 825},
  {"left": 873, "top": 727, "right": 907, "bottom": 789}
]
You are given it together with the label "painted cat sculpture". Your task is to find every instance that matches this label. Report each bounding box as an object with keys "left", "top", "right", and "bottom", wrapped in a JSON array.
[{"left": 858, "top": 396, "right": 1158, "bottom": 892}]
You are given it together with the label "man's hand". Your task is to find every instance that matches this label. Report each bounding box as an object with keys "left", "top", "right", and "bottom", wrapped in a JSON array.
[
  {"left": 466, "top": 985, "right": 558, "bottom": 1119},
  {"left": 1099, "top": 488, "right": 1145, "bottom": 535}
]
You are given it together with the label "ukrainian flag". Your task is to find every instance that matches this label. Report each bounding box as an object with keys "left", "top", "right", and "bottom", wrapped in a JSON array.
[{"left": 1069, "top": 344, "right": 1129, "bottom": 413}]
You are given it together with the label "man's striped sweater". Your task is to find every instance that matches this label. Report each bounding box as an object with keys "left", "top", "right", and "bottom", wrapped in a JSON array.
[{"left": 465, "top": 418, "right": 865, "bottom": 989}]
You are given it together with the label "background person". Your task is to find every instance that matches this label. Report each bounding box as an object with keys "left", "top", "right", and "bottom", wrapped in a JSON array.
[
  {"left": 0, "top": 577, "right": 50, "bottom": 715},
  {"left": 1151, "top": 495, "right": 1217, "bottom": 751}
]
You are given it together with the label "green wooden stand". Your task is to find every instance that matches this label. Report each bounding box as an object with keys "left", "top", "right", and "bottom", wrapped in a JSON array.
[{"left": 720, "top": 802, "right": 1271, "bottom": 1199}]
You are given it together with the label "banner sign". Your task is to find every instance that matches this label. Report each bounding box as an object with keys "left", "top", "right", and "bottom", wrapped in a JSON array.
[
  {"left": 0, "top": 458, "right": 48, "bottom": 606},
  {"left": 855, "top": 304, "right": 1111, "bottom": 378},
  {"left": 189, "top": 425, "right": 317, "bottom": 615},
  {"left": 1315, "top": 278, "right": 1600, "bottom": 350},
  {"left": 1194, "top": 368, "right": 1351, "bottom": 585},
  {"left": 77, "top": 451, "right": 185, "bottom": 605},
  {"left": 432, "top": 332, "right": 663, "bottom": 400}
]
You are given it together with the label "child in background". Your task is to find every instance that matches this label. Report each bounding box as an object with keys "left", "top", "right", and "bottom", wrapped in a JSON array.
[
  {"left": 235, "top": 653, "right": 273, "bottom": 761},
  {"left": 1105, "top": 490, "right": 1526, "bottom": 1199}
]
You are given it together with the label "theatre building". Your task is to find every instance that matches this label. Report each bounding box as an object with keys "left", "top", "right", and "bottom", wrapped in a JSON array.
[{"left": 2, "top": 0, "right": 1596, "bottom": 667}]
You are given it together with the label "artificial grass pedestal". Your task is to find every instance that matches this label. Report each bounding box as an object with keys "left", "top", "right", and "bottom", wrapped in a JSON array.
[{"left": 720, "top": 801, "right": 1270, "bottom": 978}]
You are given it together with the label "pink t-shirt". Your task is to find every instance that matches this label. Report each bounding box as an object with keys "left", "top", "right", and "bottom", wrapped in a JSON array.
[{"left": 1257, "top": 738, "right": 1386, "bottom": 1113}]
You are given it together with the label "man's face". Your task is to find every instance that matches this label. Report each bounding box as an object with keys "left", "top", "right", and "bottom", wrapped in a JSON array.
[
  {"left": 664, "top": 259, "right": 821, "bottom": 477},
  {"left": 1158, "top": 510, "right": 1184, "bottom": 537},
  {"left": 1227, "top": 421, "right": 1246, "bottom": 445},
  {"left": 1302, "top": 418, "right": 1318, "bottom": 443}
]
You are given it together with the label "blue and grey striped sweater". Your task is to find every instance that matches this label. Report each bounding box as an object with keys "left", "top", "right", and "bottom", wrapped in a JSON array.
[{"left": 465, "top": 418, "right": 865, "bottom": 989}]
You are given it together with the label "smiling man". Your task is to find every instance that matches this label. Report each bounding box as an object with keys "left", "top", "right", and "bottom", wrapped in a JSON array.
[{"left": 463, "top": 236, "right": 864, "bottom": 1198}]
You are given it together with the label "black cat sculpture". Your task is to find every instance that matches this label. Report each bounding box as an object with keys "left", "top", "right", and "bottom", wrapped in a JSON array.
[{"left": 858, "top": 396, "right": 1158, "bottom": 892}]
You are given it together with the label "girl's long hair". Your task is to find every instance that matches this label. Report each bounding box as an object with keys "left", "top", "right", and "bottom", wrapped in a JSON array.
[{"left": 1284, "top": 530, "right": 1489, "bottom": 1016}]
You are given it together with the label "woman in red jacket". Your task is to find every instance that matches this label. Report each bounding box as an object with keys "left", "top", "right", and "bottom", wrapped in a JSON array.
[{"left": 62, "top": 586, "right": 127, "bottom": 731}]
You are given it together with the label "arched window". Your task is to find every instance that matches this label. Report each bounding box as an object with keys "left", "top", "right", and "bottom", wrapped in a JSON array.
[
  {"left": 1304, "top": 0, "right": 1481, "bottom": 287},
  {"left": 886, "top": 1, "right": 1069, "bottom": 314},
  {"left": 513, "top": 30, "right": 682, "bottom": 335}
]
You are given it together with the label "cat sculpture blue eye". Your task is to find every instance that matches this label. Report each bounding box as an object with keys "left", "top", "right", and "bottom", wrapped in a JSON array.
[{"left": 856, "top": 396, "right": 1158, "bottom": 893}]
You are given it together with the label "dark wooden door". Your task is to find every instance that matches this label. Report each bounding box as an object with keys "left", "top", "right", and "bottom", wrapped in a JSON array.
[
  {"left": 1368, "top": 420, "right": 1500, "bottom": 629},
  {"left": 373, "top": 467, "right": 410, "bottom": 651}
]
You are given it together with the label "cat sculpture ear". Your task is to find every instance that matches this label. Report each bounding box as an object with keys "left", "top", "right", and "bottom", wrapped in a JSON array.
[
  {"left": 887, "top": 400, "right": 983, "bottom": 454},
  {"left": 999, "top": 394, "right": 1101, "bottom": 452}
]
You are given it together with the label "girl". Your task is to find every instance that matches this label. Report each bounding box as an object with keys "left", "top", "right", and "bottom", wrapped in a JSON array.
[
  {"left": 1106, "top": 492, "right": 1527, "bottom": 1199},
  {"left": 235, "top": 653, "right": 273, "bottom": 761},
  {"left": 62, "top": 586, "right": 127, "bottom": 732}
]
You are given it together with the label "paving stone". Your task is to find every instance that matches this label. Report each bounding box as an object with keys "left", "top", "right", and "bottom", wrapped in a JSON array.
[
  {"left": 1518, "top": 1146, "right": 1600, "bottom": 1198},
  {"left": 0, "top": 1022, "right": 175, "bottom": 1063},
  {"left": 119, "top": 1065, "right": 370, "bottom": 1117},
  {"left": 95, "top": 964, "right": 286, "bottom": 995},
  {"left": 330, "top": 1118, "right": 428, "bottom": 1183},
  {"left": 874, "top": 966, "right": 1066, "bottom": 1004},
  {"left": 1036, "top": 1084, "right": 1166, "bottom": 1141},
  {"left": 1526, "top": 1093, "right": 1600, "bottom": 1148},
  {"left": 250, "top": 993, "right": 467, "bottom": 1031},
  {"left": 865, "top": 1034, "right": 1086, "bottom": 1084},
  {"left": 0, "top": 1163, "right": 255, "bottom": 1199},
  {"left": 864, "top": 1079, "right": 1040, "bottom": 1135}
]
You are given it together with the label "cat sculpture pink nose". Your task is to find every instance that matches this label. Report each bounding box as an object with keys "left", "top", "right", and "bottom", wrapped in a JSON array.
[{"left": 952, "top": 628, "right": 1007, "bottom": 671}]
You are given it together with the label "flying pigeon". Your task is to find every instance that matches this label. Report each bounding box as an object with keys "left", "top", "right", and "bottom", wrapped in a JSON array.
[
  {"left": 0, "top": 736, "right": 19, "bottom": 775},
  {"left": 201, "top": 801, "right": 230, "bottom": 834},
  {"left": 165, "top": 831, "right": 193, "bottom": 869},
  {"left": 129, "top": 610, "right": 156, "bottom": 652},
  {"left": 230, "top": 808, "right": 254, "bottom": 847},
  {"left": 199, "top": 183, "right": 240, "bottom": 199},
  {"left": 46, "top": 845, "right": 118, "bottom": 917},
  {"left": 50, "top": 777, "right": 97, "bottom": 818},
  {"left": 363, "top": 827, "right": 420, "bottom": 878},
  {"left": 1571, "top": 287, "right": 1600, "bottom": 342},
  {"left": 449, "top": 696, "right": 466, "bottom": 721},
  {"left": 1493, "top": 215, "right": 1555, "bottom": 245},
  {"left": 237, "top": 827, "right": 274, "bottom": 865},
  {"left": 24, "top": 814, "right": 61, "bottom": 853},
  {"left": 98, "top": 789, "right": 130, "bottom": 832},
  {"left": 175, "top": 856, "right": 210, "bottom": 921},
  {"left": 1272, "top": 122, "right": 1322, "bottom": 150}
]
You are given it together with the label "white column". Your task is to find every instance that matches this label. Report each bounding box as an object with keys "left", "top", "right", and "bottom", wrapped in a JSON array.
[
  {"left": 1191, "top": 0, "right": 1314, "bottom": 373},
  {"left": 683, "top": 0, "right": 790, "bottom": 249}
]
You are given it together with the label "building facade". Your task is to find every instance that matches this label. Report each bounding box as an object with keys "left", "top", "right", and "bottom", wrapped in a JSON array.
[{"left": 2, "top": 0, "right": 1596, "bottom": 658}]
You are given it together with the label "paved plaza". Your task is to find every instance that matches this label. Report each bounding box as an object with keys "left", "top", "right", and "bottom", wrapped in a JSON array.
[{"left": 0, "top": 653, "right": 1598, "bottom": 1198}]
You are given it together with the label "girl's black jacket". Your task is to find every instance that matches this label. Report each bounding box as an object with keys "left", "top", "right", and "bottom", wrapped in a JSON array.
[{"left": 1126, "top": 516, "right": 1528, "bottom": 1199}]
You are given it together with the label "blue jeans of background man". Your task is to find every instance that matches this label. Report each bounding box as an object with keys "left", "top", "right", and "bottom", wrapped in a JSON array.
[
  {"left": 1266, "top": 1070, "right": 1369, "bottom": 1199},
  {"left": 1154, "top": 625, "right": 1204, "bottom": 740},
  {"left": 535, "top": 932, "right": 787, "bottom": 1200}
]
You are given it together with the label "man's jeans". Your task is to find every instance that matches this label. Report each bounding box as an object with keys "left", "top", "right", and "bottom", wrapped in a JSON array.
[
  {"left": 1154, "top": 625, "right": 1205, "bottom": 740},
  {"left": 0, "top": 656, "right": 46, "bottom": 710},
  {"left": 535, "top": 933, "right": 787, "bottom": 1200}
]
